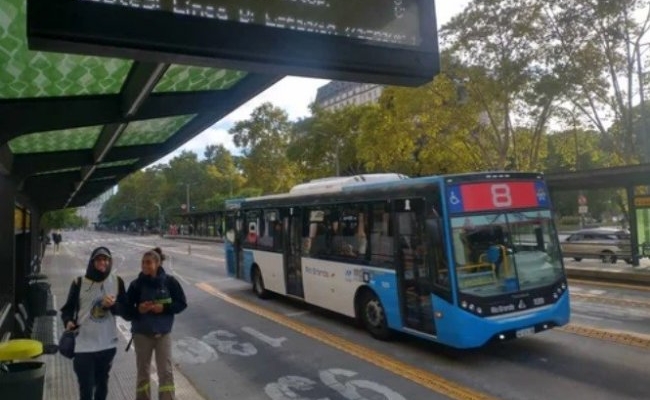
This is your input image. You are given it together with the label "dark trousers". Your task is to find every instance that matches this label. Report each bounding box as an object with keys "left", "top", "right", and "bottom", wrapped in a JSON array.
[{"left": 73, "top": 347, "right": 117, "bottom": 400}]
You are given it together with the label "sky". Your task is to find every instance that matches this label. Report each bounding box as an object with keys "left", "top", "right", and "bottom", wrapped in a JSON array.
[{"left": 150, "top": 1, "right": 471, "bottom": 167}]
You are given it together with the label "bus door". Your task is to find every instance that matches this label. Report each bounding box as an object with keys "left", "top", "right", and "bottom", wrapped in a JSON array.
[
  {"left": 225, "top": 212, "right": 241, "bottom": 278},
  {"left": 233, "top": 212, "right": 246, "bottom": 279},
  {"left": 394, "top": 198, "right": 436, "bottom": 335},
  {"left": 283, "top": 208, "right": 304, "bottom": 298}
]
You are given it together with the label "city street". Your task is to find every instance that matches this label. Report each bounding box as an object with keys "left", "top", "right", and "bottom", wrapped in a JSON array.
[{"left": 48, "top": 231, "right": 650, "bottom": 400}]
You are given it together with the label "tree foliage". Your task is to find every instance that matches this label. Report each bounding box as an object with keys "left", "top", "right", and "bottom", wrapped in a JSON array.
[
  {"left": 41, "top": 209, "right": 87, "bottom": 230},
  {"left": 230, "top": 102, "right": 301, "bottom": 193}
]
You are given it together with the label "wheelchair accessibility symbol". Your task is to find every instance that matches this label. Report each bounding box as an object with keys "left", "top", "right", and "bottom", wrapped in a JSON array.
[{"left": 449, "top": 191, "right": 460, "bottom": 205}]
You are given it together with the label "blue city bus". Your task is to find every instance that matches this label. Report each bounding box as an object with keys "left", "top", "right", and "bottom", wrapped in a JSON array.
[{"left": 224, "top": 172, "right": 570, "bottom": 349}]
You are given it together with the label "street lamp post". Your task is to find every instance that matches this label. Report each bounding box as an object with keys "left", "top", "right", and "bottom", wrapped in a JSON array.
[
  {"left": 179, "top": 183, "right": 194, "bottom": 213},
  {"left": 154, "top": 203, "right": 162, "bottom": 237},
  {"left": 185, "top": 183, "right": 191, "bottom": 214}
]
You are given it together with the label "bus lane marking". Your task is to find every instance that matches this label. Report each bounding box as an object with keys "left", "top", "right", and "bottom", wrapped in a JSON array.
[
  {"left": 266, "top": 368, "right": 407, "bottom": 400},
  {"left": 559, "top": 324, "right": 650, "bottom": 350},
  {"left": 196, "top": 282, "right": 499, "bottom": 400},
  {"left": 242, "top": 326, "right": 287, "bottom": 348}
]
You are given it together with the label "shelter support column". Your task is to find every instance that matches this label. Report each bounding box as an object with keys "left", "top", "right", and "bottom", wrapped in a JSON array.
[
  {"left": 627, "top": 185, "right": 640, "bottom": 267},
  {"left": 0, "top": 175, "right": 16, "bottom": 332}
]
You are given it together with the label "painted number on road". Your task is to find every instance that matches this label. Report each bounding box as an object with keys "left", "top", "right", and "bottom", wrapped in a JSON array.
[
  {"left": 172, "top": 336, "right": 219, "bottom": 364},
  {"left": 173, "top": 327, "right": 286, "bottom": 363},
  {"left": 203, "top": 330, "right": 258, "bottom": 356},
  {"left": 265, "top": 368, "right": 406, "bottom": 400}
]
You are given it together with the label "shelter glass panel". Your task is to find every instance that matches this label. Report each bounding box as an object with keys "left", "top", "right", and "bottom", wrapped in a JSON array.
[
  {"left": 97, "top": 159, "right": 140, "bottom": 168},
  {"left": 8, "top": 126, "right": 102, "bottom": 153},
  {"left": 34, "top": 167, "right": 81, "bottom": 176},
  {"left": 0, "top": 0, "right": 131, "bottom": 98},
  {"left": 115, "top": 115, "right": 196, "bottom": 146},
  {"left": 153, "top": 65, "right": 247, "bottom": 92}
]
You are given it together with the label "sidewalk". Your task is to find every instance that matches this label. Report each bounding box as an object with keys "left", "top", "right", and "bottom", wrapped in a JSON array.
[
  {"left": 40, "top": 247, "right": 205, "bottom": 400},
  {"left": 564, "top": 258, "right": 650, "bottom": 285}
]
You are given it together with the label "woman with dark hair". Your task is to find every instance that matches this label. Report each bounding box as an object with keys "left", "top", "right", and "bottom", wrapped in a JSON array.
[
  {"left": 60, "top": 246, "right": 127, "bottom": 400},
  {"left": 125, "top": 247, "right": 187, "bottom": 400}
]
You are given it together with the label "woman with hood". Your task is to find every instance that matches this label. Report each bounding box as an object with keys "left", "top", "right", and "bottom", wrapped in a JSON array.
[
  {"left": 125, "top": 247, "right": 187, "bottom": 400},
  {"left": 60, "top": 246, "right": 127, "bottom": 400}
]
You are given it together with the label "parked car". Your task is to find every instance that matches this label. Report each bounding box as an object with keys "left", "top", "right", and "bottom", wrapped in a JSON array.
[{"left": 561, "top": 227, "right": 633, "bottom": 264}]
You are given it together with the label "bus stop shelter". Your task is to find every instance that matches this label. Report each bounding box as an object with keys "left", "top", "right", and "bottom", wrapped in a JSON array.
[{"left": 545, "top": 163, "right": 650, "bottom": 266}]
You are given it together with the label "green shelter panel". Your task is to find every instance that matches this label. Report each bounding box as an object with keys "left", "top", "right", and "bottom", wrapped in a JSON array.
[
  {"left": 115, "top": 115, "right": 197, "bottom": 146},
  {"left": 97, "top": 159, "right": 139, "bottom": 168},
  {"left": 153, "top": 65, "right": 247, "bottom": 93},
  {"left": 87, "top": 175, "right": 116, "bottom": 182},
  {"left": 33, "top": 167, "right": 81, "bottom": 176},
  {"left": 8, "top": 126, "right": 102, "bottom": 154},
  {"left": 0, "top": 0, "right": 132, "bottom": 99}
]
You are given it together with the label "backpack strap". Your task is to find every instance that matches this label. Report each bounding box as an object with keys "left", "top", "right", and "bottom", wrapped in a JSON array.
[{"left": 74, "top": 276, "right": 82, "bottom": 322}]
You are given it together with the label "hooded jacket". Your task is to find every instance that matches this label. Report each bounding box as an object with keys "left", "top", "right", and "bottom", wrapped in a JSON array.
[
  {"left": 125, "top": 266, "right": 187, "bottom": 335},
  {"left": 60, "top": 246, "right": 127, "bottom": 352}
]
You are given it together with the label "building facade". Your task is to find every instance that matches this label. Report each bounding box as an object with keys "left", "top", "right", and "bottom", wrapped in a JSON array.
[
  {"left": 77, "top": 188, "right": 114, "bottom": 228},
  {"left": 314, "top": 81, "right": 384, "bottom": 111}
]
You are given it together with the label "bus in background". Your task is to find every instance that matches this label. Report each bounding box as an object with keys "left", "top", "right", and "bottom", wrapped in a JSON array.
[{"left": 224, "top": 172, "right": 570, "bottom": 349}]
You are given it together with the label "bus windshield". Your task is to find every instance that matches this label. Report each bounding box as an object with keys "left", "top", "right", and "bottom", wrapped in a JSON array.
[{"left": 450, "top": 210, "right": 563, "bottom": 297}]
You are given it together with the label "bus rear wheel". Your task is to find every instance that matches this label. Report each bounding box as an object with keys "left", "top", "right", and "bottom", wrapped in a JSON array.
[
  {"left": 252, "top": 267, "right": 270, "bottom": 299},
  {"left": 360, "top": 291, "right": 391, "bottom": 340}
]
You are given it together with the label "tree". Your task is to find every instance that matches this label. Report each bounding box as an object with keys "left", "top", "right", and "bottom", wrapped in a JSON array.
[
  {"left": 230, "top": 102, "right": 301, "bottom": 193},
  {"left": 203, "top": 144, "right": 244, "bottom": 197},
  {"left": 41, "top": 208, "right": 87, "bottom": 230},
  {"left": 288, "top": 104, "right": 372, "bottom": 180},
  {"left": 544, "top": 0, "right": 650, "bottom": 163},
  {"left": 356, "top": 73, "right": 483, "bottom": 175},
  {"left": 441, "top": 0, "right": 563, "bottom": 170},
  {"left": 161, "top": 151, "right": 211, "bottom": 212}
]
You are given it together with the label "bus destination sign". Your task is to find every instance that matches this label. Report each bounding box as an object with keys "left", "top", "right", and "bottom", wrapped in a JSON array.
[
  {"left": 28, "top": 0, "right": 440, "bottom": 85},
  {"left": 447, "top": 181, "right": 550, "bottom": 214},
  {"left": 80, "top": 0, "right": 423, "bottom": 49}
]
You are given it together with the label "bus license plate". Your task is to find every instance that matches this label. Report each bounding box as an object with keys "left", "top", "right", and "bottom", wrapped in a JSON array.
[{"left": 516, "top": 327, "right": 535, "bottom": 338}]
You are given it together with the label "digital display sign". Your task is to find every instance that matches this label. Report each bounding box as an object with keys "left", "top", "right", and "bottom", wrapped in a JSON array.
[
  {"left": 80, "top": 0, "right": 423, "bottom": 49},
  {"left": 446, "top": 181, "right": 550, "bottom": 214},
  {"left": 27, "top": 0, "right": 439, "bottom": 86}
]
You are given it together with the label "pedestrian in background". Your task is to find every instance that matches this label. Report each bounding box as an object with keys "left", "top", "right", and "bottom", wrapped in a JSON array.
[
  {"left": 125, "top": 247, "right": 187, "bottom": 400},
  {"left": 52, "top": 229, "right": 62, "bottom": 253},
  {"left": 60, "top": 246, "right": 127, "bottom": 400}
]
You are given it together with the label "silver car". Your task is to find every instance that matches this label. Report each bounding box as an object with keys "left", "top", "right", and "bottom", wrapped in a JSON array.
[{"left": 561, "top": 227, "right": 632, "bottom": 264}]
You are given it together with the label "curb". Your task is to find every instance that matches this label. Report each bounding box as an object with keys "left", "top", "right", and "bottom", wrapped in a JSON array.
[{"left": 566, "top": 268, "right": 650, "bottom": 286}]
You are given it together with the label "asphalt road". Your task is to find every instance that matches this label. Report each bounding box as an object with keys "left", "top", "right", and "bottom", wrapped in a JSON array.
[{"left": 53, "top": 230, "right": 650, "bottom": 400}]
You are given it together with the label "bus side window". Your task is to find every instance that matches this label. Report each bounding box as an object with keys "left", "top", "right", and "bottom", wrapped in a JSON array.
[
  {"left": 257, "top": 210, "right": 278, "bottom": 252},
  {"left": 303, "top": 208, "right": 323, "bottom": 257},
  {"left": 370, "top": 202, "right": 394, "bottom": 267},
  {"left": 242, "top": 210, "right": 260, "bottom": 249},
  {"left": 332, "top": 205, "right": 364, "bottom": 259}
]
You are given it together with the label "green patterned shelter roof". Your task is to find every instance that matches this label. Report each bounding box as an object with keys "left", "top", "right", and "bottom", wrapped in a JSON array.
[
  {"left": 116, "top": 115, "right": 197, "bottom": 146},
  {"left": 8, "top": 126, "right": 102, "bottom": 154},
  {"left": 34, "top": 167, "right": 81, "bottom": 176},
  {"left": 0, "top": 0, "right": 132, "bottom": 98},
  {"left": 0, "top": 0, "right": 276, "bottom": 210},
  {"left": 97, "top": 159, "right": 139, "bottom": 169},
  {"left": 154, "top": 66, "right": 247, "bottom": 93}
]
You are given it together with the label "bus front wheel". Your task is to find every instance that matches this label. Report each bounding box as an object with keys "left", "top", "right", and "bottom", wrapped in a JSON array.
[
  {"left": 360, "top": 291, "right": 391, "bottom": 340},
  {"left": 252, "top": 266, "right": 270, "bottom": 299}
]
